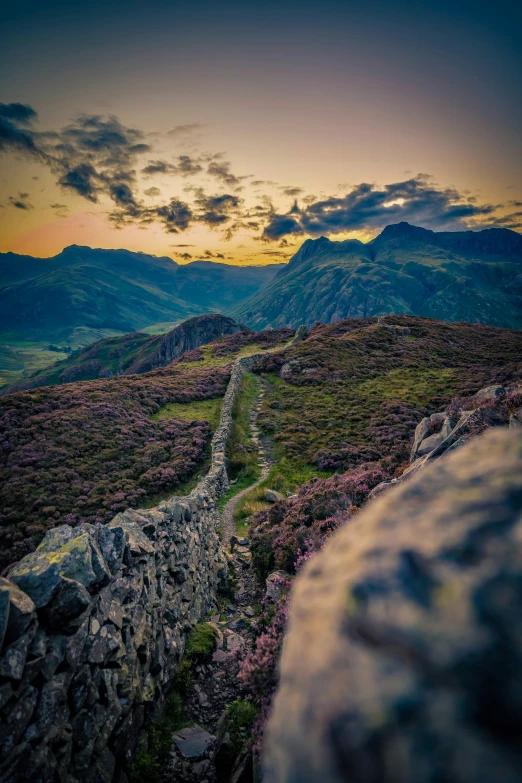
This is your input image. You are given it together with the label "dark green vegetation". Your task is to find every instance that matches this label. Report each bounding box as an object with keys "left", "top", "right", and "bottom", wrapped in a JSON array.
[
  {"left": 0, "top": 364, "right": 229, "bottom": 570},
  {"left": 235, "top": 222, "right": 522, "bottom": 330},
  {"left": 184, "top": 621, "right": 218, "bottom": 662},
  {"left": 129, "top": 623, "right": 216, "bottom": 782},
  {"left": 7, "top": 313, "right": 241, "bottom": 392},
  {"left": 242, "top": 315, "right": 522, "bottom": 575},
  {"left": 225, "top": 700, "right": 258, "bottom": 756},
  {"left": 0, "top": 244, "right": 283, "bottom": 382}
]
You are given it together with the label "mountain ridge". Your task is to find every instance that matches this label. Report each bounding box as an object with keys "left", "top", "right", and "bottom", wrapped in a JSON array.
[{"left": 234, "top": 223, "right": 522, "bottom": 330}]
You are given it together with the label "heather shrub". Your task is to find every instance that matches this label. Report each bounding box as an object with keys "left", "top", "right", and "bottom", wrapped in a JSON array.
[
  {"left": 0, "top": 363, "right": 229, "bottom": 570},
  {"left": 250, "top": 464, "right": 389, "bottom": 578}
]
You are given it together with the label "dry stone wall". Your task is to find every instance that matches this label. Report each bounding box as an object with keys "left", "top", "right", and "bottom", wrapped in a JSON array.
[{"left": 0, "top": 351, "right": 265, "bottom": 783}]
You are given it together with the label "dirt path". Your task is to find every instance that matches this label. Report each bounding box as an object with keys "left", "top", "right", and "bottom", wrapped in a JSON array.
[{"left": 221, "top": 381, "right": 273, "bottom": 545}]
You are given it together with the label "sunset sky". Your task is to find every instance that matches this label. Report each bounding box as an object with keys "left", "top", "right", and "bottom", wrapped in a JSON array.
[{"left": 1, "top": 0, "right": 521, "bottom": 265}]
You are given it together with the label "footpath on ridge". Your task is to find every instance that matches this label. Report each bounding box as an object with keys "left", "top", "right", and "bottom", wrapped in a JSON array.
[{"left": 165, "top": 361, "right": 283, "bottom": 782}]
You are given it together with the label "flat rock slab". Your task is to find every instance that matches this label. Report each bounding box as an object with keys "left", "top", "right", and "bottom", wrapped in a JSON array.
[{"left": 173, "top": 724, "right": 214, "bottom": 759}]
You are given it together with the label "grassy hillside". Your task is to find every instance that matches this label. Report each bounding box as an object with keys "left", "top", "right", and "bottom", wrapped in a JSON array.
[
  {"left": 0, "top": 327, "right": 292, "bottom": 571},
  {"left": 244, "top": 315, "right": 522, "bottom": 575},
  {"left": 234, "top": 223, "right": 522, "bottom": 330},
  {"left": 0, "top": 245, "right": 283, "bottom": 383}
]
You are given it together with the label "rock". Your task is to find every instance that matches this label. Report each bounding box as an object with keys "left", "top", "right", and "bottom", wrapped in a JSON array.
[
  {"left": 197, "top": 690, "right": 208, "bottom": 706},
  {"left": 237, "top": 537, "right": 250, "bottom": 547},
  {"left": 265, "top": 489, "right": 286, "bottom": 503},
  {"left": 264, "top": 428, "right": 522, "bottom": 783},
  {"left": 45, "top": 577, "right": 91, "bottom": 630},
  {"left": 8, "top": 530, "right": 100, "bottom": 609},
  {"left": 472, "top": 384, "right": 505, "bottom": 403},
  {"left": 244, "top": 606, "right": 255, "bottom": 617},
  {"left": 173, "top": 725, "right": 214, "bottom": 759},
  {"left": 0, "top": 579, "right": 36, "bottom": 646},
  {"left": 212, "top": 649, "right": 231, "bottom": 663},
  {"left": 510, "top": 407, "right": 522, "bottom": 429},
  {"left": 293, "top": 325, "right": 308, "bottom": 343},
  {"left": 265, "top": 571, "right": 289, "bottom": 602},
  {"left": 225, "top": 632, "right": 244, "bottom": 653},
  {"left": 416, "top": 431, "right": 444, "bottom": 456}
]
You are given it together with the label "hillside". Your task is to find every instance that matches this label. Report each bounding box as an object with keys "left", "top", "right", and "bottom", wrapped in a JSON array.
[
  {"left": 234, "top": 223, "right": 522, "bottom": 330},
  {"left": 0, "top": 326, "right": 292, "bottom": 570},
  {"left": 0, "top": 245, "right": 283, "bottom": 386},
  {"left": 0, "top": 245, "right": 283, "bottom": 344},
  {"left": 7, "top": 314, "right": 242, "bottom": 391}
]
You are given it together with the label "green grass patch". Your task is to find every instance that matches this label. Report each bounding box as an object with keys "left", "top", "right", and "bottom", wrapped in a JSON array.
[
  {"left": 225, "top": 700, "right": 257, "bottom": 755},
  {"left": 356, "top": 367, "right": 456, "bottom": 405},
  {"left": 226, "top": 371, "right": 260, "bottom": 484},
  {"left": 151, "top": 396, "right": 223, "bottom": 430},
  {"left": 232, "top": 456, "right": 330, "bottom": 530},
  {"left": 185, "top": 622, "right": 218, "bottom": 662}
]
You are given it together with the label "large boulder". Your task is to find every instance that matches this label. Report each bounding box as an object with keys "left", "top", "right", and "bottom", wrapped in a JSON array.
[{"left": 264, "top": 428, "right": 522, "bottom": 783}]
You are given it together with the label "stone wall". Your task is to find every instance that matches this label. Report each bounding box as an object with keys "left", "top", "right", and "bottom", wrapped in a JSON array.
[
  {"left": 0, "top": 351, "right": 264, "bottom": 783},
  {"left": 264, "top": 428, "right": 522, "bottom": 783}
]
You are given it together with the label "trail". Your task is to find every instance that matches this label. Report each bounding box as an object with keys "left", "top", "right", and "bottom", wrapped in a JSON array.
[
  {"left": 221, "top": 379, "right": 273, "bottom": 545},
  {"left": 168, "top": 379, "right": 274, "bottom": 782}
]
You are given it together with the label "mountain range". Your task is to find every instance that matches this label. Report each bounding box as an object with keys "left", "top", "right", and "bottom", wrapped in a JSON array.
[
  {"left": 0, "top": 245, "right": 283, "bottom": 345},
  {"left": 234, "top": 222, "right": 522, "bottom": 330}
]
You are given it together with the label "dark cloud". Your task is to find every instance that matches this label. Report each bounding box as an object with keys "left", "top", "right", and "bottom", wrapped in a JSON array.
[
  {"left": 262, "top": 175, "right": 502, "bottom": 240},
  {"left": 142, "top": 154, "right": 203, "bottom": 177},
  {"left": 141, "top": 160, "right": 175, "bottom": 176},
  {"left": 144, "top": 186, "right": 161, "bottom": 197},
  {"left": 0, "top": 107, "right": 150, "bottom": 207},
  {"left": 207, "top": 159, "right": 243, "bottom": 189},
  {"left": 175, "top": 155, "right": 203, "bottom": 176},
  {"left": 8, "top": 192, "right": 34, "bottom": 210},
  {"left": 192, "top": 189, "right": 242, "bottom": 228},
  {"left": 176, "top": 252, "right": 193, "bottom": 260},
  {"left": 170, "top": 243, "right": 194, "bottom": 247},
  {"left": 280, "top": 186, "right": 304, "bottom": 197},
  {"left": 0, "top": 102, "right": 43, "bottom": 158}
]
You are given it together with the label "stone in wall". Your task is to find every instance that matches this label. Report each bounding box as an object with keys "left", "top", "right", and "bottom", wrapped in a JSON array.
[{"left": 264, "top": 428, "right": 522, "bottom": 783}]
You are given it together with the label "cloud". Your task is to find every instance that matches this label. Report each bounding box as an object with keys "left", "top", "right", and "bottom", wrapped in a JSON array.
[
  {"left": 280, "top": 186, "right": 304, "bottom": 197},
  {"left": 141, "top": 160, "right": 175, "bottom": 176},
  {"left": 144, "top": 186, "right": 161, "bottom": 197},
  {"left": 167, "top": 123, "right": 203, "bottom": 137},
  {"left": 207, "top": 159, "right": 244, "bottom": 189},
  {"left": 0, "top": 103, "right": 43, "bottom": 158},
  {"left": 261, "top": 175, "right": 503, "bottom": 240},
  {"left": 142, "top": 154, "right": 203, "bottom": 178},
  {"left": 176, "top": 252, "right": 193, "bottom": 260},
  {"left": 8, "top": 192, "right": 34, "bottom": 210}
]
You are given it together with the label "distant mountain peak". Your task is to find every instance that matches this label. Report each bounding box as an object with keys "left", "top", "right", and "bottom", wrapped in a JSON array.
[{"left": 375, "top": 222, "right": 435, "bottom": 242}]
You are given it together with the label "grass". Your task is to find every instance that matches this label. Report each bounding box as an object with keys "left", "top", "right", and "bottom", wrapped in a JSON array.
[
  {"left": 232, "top": 457, "right": 331, "bottom": 530},
  {"left": 177, "top": 341, "right": 280, "bottom": 370},
  {"left": 0, "top": 343, "right": 69, "bottom": 389},
  {"left": 184, "top": 622, "right": 218, "bottom": 662},
  {"left": 225, "top": 700, "right": 258, "bottom": 755},
  {"left": 151, "top": 396, "right": 223, "bottom": 430},
  {"left": 226, "top": 371, "right": 260, "bottom": 482}
]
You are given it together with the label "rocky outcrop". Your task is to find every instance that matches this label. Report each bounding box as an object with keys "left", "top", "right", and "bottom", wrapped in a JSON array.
[
  {"left": 0, "top": 348, "right": 271, "bottom": 782},
  {"left": 129, "top": 314, "right": 241, "bottom": 374},
  {"left": 264, "top": 428, "right": 522, "bottom": 783}
]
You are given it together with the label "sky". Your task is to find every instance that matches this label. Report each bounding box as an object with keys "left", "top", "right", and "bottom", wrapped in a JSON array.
[{"left": 1, "top": 0, "right": 521, "bottom": 265}]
